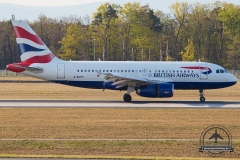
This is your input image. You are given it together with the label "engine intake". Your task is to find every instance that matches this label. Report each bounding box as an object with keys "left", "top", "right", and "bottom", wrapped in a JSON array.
[{"left": 136, "top": 83, "right": 174, "bottom": 98}]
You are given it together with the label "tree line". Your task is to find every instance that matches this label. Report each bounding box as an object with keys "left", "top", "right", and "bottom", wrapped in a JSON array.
[{"left": 0, "top": 1, "right": 240, "bottom": 71}]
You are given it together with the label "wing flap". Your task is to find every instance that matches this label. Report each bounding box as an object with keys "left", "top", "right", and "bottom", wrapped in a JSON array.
[{"left": 96, "top": 70, "right": 173, "bottom": 88}]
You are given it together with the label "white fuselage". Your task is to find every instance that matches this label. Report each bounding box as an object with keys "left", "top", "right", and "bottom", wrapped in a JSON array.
[{"left": 23, "top": 58, "right": 237, "bottom": 90}]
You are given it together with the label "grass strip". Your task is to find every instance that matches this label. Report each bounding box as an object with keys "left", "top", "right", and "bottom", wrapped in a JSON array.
[
  {"left": 0, "top": 108, "right": 239, "bottom": 139},
  {"left": 0, "top": 78, "right": 239, "bottom": 100},
  {"left": 0, "top": 140, "right": 239, "bottom": 158},
  {"left": 0, "top": 154, "right": 239, "bottom": 160}
]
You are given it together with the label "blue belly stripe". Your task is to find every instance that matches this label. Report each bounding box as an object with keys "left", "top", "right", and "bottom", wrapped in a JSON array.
[{"left": 50, "top": 81, "right": 237, "bottom": 90}]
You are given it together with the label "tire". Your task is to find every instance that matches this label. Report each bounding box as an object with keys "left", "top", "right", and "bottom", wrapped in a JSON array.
[
  {"left": 200, "top": 97, "right": 205, "bottom": 102},
  {"left": 123, "top": 94, "right": 132, "bottom": 102}
]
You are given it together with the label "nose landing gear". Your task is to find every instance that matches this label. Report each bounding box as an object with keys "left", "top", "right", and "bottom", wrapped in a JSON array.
[{"left": 199, "top": 89, "right": 205, "bottom": 102}]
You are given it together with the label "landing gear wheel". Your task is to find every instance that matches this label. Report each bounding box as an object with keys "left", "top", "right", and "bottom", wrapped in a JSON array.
[
  {"left": 199, "top": 89, "right": 205, "bottom": 102},
  {"left": 123, "top": 94, "right": 132, "bottom": 102},
  {"left": 200, "top": 96, "right": 205, "bottom": 102}
]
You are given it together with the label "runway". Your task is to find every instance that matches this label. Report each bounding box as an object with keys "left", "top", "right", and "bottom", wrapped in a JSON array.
[{"left": 0, "top": 100, "right": 240, "bottom": 108}]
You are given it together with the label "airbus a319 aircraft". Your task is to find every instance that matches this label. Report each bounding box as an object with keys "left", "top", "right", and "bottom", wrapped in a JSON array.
[{"left": 7, "top": 20, "right": 238, "bottom": 102}]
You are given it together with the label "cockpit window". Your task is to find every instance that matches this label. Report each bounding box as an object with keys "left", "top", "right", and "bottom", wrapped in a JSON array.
[{"left": 217, "top": 69, "right": 228, "bottom": 73}]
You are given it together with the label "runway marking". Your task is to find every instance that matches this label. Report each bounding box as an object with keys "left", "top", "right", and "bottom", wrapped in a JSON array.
[{"left": 0, "top": 100, "right": 239, "bottom": 108}]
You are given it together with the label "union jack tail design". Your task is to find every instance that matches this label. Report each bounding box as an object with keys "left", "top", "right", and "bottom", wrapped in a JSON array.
[{"left": 12, "top": 20, "right": 56, "bottom": 63}]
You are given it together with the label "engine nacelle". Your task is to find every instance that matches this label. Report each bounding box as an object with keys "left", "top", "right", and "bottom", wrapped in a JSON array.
[{"left": 136, "top": 83, "right": 174, "bottom": 98}]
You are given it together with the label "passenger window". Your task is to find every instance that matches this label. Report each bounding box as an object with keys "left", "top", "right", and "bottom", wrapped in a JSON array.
[
  {"left": 92, "top": 70, "right": 94, "bottom": 72},
  {"left": 85, "top": 70, "right": 87, "bottom": 72},
  {"left": 216, "top": 69, "right": 219, "bottom": 73},
  {"left": 81, "top": 70, "right": 83, "bottom": 72},
  {"left": 121, "top": 70, "right": 123, "bottom": 72},
  {"left": 128, "top": 70, "right": 130, "bottom": 72},
  {"left": 125, "top": 70, "right": 127, "bottom": 72},
  {"left": 88, "top": 70, "right": 90, "bottom": 72},
  {"left": 106, "top": 70, "right": 108, "bottom": 72},
  {"left": 103, "top": 70, "right": 105, "bottom": 72},
  {"left": 132, "top": 70, "right": 134, "bottom": 72},
  {"left": 139, "top": 70, "right": 141, "bottom": 72},
  {"left": 110, "top": 70, "right": 112, "bottom": 72}
]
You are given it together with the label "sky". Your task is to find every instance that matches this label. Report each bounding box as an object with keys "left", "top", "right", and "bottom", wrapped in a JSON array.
[
  {"left": 0, "top": 0, "right": 107, "bottom": 6},
  {"left": 0, "top": 0, "right": 240, "bottom": 21},
  {"left": 0, "top": 0, "right": 239, "bottom": 7}
]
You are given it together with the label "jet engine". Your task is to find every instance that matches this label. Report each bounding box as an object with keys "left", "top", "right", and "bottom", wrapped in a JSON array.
[{"left": 136, "top": 83, "right": 174, "bottom": 98}]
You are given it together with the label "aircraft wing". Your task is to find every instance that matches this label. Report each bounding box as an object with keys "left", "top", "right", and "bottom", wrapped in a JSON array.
[{"left": 96, "top": 70, "right": 173, "bottom": 88}]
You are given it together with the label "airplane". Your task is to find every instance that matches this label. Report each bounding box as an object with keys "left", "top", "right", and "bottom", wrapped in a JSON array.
[
  {"left": 7, "top": 20, "right": 238, "bottom": 102},
  {"left": 209, "top": 129, "right": 223, "bottom": 143}
]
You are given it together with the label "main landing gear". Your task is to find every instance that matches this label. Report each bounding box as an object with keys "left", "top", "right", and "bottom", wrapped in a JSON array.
[
  {"left": 123, "top": 86, "right": 135, "bottom": 102},
  {"left": 199, "top": 89, "right": 205, "bottom": 102},
  {"left": 123, "top": 93, "right": 132, "bottom": 102}
]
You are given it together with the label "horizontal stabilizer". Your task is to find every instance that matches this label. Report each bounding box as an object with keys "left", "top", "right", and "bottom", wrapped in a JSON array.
[
  {"left": 7, "top": 63, "right": 43, "bottom": 73},
  {"left": 15, "top": 65, "right": 42, "bottom": 72}
]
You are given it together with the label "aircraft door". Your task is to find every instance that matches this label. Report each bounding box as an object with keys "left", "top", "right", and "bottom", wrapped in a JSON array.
[
  {"left": 142, "top": 68, "right": 147, "bottom": 76},
  {"left": 57, "top": 63, "right": 65, "bottom": 79},
  {"left": 199, "top": 65, "right": 208, "bottom": 80}
]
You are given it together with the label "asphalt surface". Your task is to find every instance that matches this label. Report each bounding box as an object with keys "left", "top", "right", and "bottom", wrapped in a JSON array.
[{"left": 0, "top": 100, "right": 239, "bottom": 108}]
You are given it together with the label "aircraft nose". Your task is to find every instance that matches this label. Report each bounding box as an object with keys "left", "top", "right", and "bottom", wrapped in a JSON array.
[{"left": 231, "top": 74, "right": 238, "bottom": 84}]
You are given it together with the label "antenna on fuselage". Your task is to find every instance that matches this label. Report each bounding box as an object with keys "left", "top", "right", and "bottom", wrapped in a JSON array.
[
  {"left": 198, "top": 59, "right": 201, "bottom": 62},
  {"left": 98, "top": 58, "right": 101, "bottom": 61}
]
